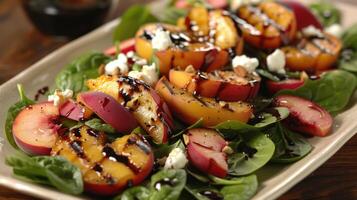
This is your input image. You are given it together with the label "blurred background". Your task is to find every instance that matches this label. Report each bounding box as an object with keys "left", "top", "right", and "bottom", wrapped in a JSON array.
[{"left": 0, "top": 0, "right": 152, "bottom": 84}]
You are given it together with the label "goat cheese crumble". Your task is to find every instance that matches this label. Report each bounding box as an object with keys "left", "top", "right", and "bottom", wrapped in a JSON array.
[
  {"left": 48, "top": 89, "right": 73, "bottom": 106},
  {"left": 104, "top": 53, "right": 129, "bottom": 75},
  {"left": 325, "top": 24, "right": 343, "bottom": 38},
  {"left": 164, "top": 148, "right": 188, "bottom": 169},
  {"left": 152, "top": 29, "right": 173, "bottom": 51},
  {"left": 302, "top": 25, "right": 324, "bottom": 38},
  {"left": 232, "top": 55, "right": 259, "bottom": 73},
  {"left": 128, "top": 63, "right": 159, "bottom": 86},
  {"left": 267, "top": 49, "right": 286, "bottom": 74}
]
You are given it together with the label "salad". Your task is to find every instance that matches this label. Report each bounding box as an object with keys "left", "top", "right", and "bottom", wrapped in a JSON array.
[{"left": 4, "top": 0, "right": 357, "bottom": 199}]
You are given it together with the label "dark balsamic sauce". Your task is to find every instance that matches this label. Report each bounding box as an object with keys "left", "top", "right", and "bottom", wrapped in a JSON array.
[
  {"left": 154, "top": 178, "right": 178, "bottom": 190},
  {"left": 87, "top": 128, "right": 100, "bottom": 138},
  {"left": 34, "top": 86, "right": 49, "bottom": 101},
  {"left": 72, "top": 128, "right": 82, "bottom": 138},
  {"left": 102, "top": 146, "right": 140, "bottom": 173},
  {"left": 70, "top": 140, "right": 85, "bottom": 158},
  {"left": 127, "top": 136, "right": 151, "bottom": 154},
  {"left": 237, "top": 142, "right": 258, "bottom": 159}
]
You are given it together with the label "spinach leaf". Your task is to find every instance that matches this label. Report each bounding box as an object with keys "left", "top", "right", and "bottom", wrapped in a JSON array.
[
  {"left": 339, "top": 25, "right": 357, "bottom": 75},
  {"left": 266, "top": 123, "right": 312, "bottom": 163},
  {"left": 210, "top": 175, "right": 258, "bottom": 200},
  {"left": 339, "top": 49, "right": 357, "bottom": 74},
  {"left": 149, "top": 169, "right": 187, "bottom": 200},
  {"left": 159, "top": 7, "right": 188, "bottom": 25},
  {"left": 113, "top": 5, "right": 158, "bottom": 42},
  {"left": 84, "top": 118, "right": 115, "bottom": 134},
  {"left": 253, "top": 107, "right": 290, "bottom": 128},
  {"left": 55, "top": 52, "right": 110, "bottom": 96},
  {"left": 6, "top": 153, "right": 83, "bottom": 195},
  {"left": 118, "top": 186, "right": 151, "bottom": 200},
  {"left": 341, "top": 24, "right": 357, "bottom": 50},
  {"left": 116, "top": 169, "right": 186, "bottom": 200},
  {"left": 228, "top": 133, "right": 275, "bottom": 176},
  {"left": 172, "top": 118, "right": 203, "bottom": 138},
  {"left": 214, "top": 120, "right": 260, "bottom": 139},
  {"left": 153, "top": 139, "right": 184, "bottom": 158},
  {"left": 185, "top": 172, "right": 258, "bottom": 200},
  {"left": 256, "top": 69, "right": 280, "bottom": 81},
  {"left": 5, "top": 84, "right": 34, "bottom": 149},
  {"left": 309, "top": 1, "right": 341, "bottom": 27},
  {"left": 277, "top": 70, "right": 357, "bottom": 115}
]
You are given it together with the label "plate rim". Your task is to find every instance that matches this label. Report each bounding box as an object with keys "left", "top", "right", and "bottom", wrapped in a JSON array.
[{"left": 1, "top": 2, "right": 357, "bottom": 200}]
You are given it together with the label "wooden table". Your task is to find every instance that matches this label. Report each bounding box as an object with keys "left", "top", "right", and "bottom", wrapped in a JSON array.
[{"left": 1, "top": 0, "right": 357, "bottom": 199}]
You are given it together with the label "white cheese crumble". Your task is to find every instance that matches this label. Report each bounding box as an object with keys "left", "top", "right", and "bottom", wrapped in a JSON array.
[
  {"left": 267, "top": 49, "right": 286, "bottom": 74},
  {"left": 48, "top": 89, "right": 73, "bottom": 106},
  {"left": 104, "top": 53, "right": 129, "bottom": 75},
  {"left": 230, "top": 0, "right": 261, "bottom": 11},
  {"left": 128, "top": 63, "right": 159, "bottom": 86},
  {"left": 325, "top": 24, "right": 343, "bottom": 38},
  {"left": 152, "top": 29, "right": 173, "bottom": 51},
  {"left": 302, "top": 25, "right": 324, "bottom": 38},
  {"left": 232, "top": 55, "right": 259, "bottom": 73},
  {"left": 164, "top": 148, "right": 188, "bottom": 169}
]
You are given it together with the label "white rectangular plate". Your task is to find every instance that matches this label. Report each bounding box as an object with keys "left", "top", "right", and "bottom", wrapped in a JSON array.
[{"left": 0, "top": 1, "right": 356, "bottom": 200}]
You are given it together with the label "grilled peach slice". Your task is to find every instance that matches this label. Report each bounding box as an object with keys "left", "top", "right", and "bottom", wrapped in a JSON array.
[
  {"left": 77, "top": 91, "right": 138, "bottom": 133},
  {"left": 235, "top": 1, "right": 297, "bottom": 49},
  {"left": 135, "top": 23, "right": 229, "bottom": 76},
  {"left": 179, "top": 7, "right": 243, "bottom": 53},
  {"left": 87, "top": 75, "right": 173, "bottom": 144},
  {"left": 51, "top": 125, "right": 154, "bottom": 196},
  {"left": 169, "top": 69, "right": 260, "bottom": 101},
  {"left": 59, "top": 99, "right": 93, "bottom": 121},
  {"left": 266, "top": 79, "right": 304, "bottom": 94},
  {"left": 282, "top": 33, "right": 342, "bottom": 72},
  {"left": 155, "top": 77, "right": 253, "bottom": 126},
  {"left": 186, "top": 128, "right": 228, "bottom": 178},
  {"left": 12, "top": 102, "right": 60, "bottom": 155},
  {"left": 274, "top": 95, "right": 333, "bottom": 137}
]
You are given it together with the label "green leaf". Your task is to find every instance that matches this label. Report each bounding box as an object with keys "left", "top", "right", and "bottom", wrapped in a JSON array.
[
  {"left": 149, "top": 169, "right": 187, "bottom": 200},
  {"left": 84, "top": 118, "right": 116, "bottom": 134},
  {"left": 228, "top": 133, "right": 275, "bottom": 176},
  {"left": 55, "top": 52, "right": 110, "bottom": 96},
  {"left": 339, "top": 25, "right": 357, "bottom": 75},
  {"left": 113, "top": 5, "right": 158, "bottom": 42},
  {"left": 115, "top": 169, "right": 186, "bottom": 200},
  {"left": 172, "top": 118, "right": 203, "bottom": 138},
  {"left": 339, "top": 50, "right": 357, "bottom": 74},
  {"left": 153, "top": 139, "right": 184, "bottom": 158},
  {"left": 6, "top": 153, "right": 83, "bottom": 195},
  {"left": 253, "top": 107, "right": 290, "bottom": 128},
  {"left": 214, "top": 120, "right": 260, "bottom": 139},
  {"left": 5, "top": 84, "right": 34, "bottom": 149},
  {"left": 159, "top": 7, "right": 188, "bottom": 25},
  {"left": 116, "top": 186, "right": 151, "bottom": 200},
  {"left": 210, "top": 175, "right": 258, "bottom": 200},
  {"left": 277, "top": 70, "right": 357, "bottom": 115},
  {"left": 256, "top": 69, "right": 280, "bottom": 81},
  {"left": 309, "top": 1, "right": 341, "bottom": 27},
  {"left": 266, "top": 123, "right": 312, "bottom": 163},
  {"left": 342, "top": 24, "right": 357, "bottom": 50}
]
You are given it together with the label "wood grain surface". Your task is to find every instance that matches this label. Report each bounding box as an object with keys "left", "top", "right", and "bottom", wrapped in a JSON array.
[{"left": 0, "top": 0, "right": 357, "bottom": 199}]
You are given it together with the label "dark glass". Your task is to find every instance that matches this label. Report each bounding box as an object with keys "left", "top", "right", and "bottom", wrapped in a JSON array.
[{"left": 22, "top": 0, "right": 111, "bottom": 38}]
